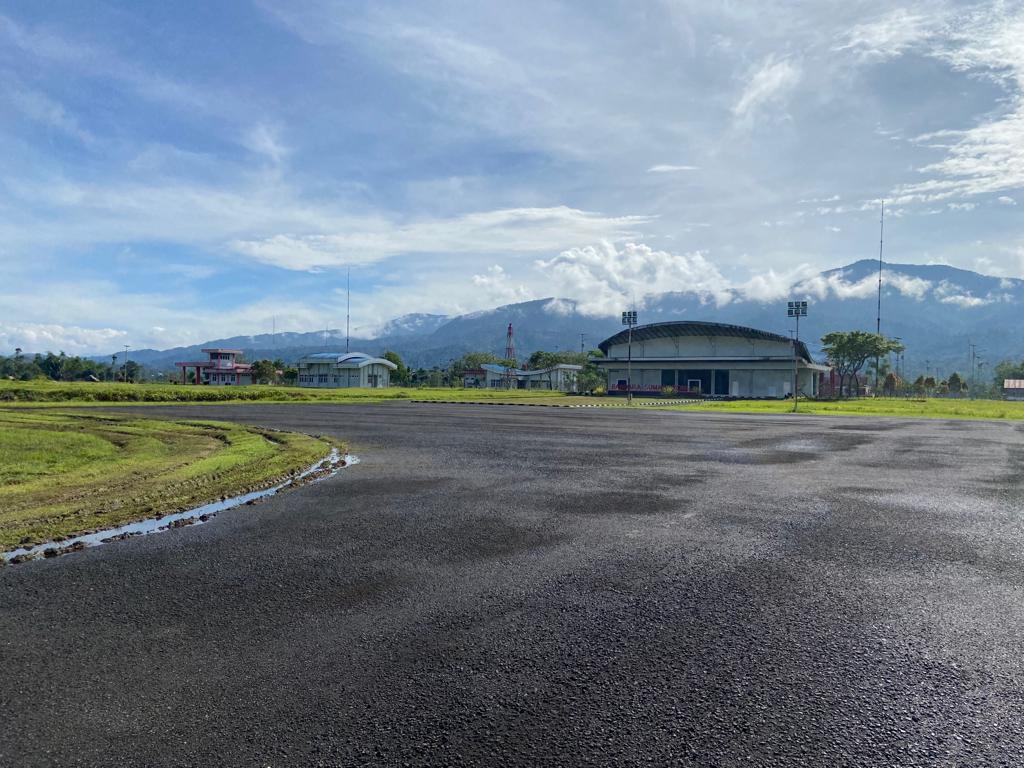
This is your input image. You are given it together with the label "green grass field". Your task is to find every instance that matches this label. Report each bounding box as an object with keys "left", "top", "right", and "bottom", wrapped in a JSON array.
[
  {"left": 0, "top": 410, "right": 335, "bottom": 551},
  {"left": 0, "top": 379, "right": 565, "bottom": 405},
  {"left": 674, "top": 397, "right": 1024, "bottom": 420}
]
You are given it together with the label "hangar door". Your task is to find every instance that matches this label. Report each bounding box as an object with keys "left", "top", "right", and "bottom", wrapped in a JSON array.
[
  {"left": 677, "top": 370, "right": 711, "bottom": 394},
  {"left": 714, "top": 370, "right": 729, "bottom": 395}
]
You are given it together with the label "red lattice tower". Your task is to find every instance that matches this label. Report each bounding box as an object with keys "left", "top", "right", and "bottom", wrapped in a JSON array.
[{"left": 504, "top": 322, "right": 517, "bottom": 388}]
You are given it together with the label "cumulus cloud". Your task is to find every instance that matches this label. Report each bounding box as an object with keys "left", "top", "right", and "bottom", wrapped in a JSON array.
[
  {"left": 740, "top": 265, "right": 819, "bottom": 302},
  {"left": 532, "top": 243, "right": 947, "bottom": 317},
  {"left": 794, "top": 269, "right": 932, "bottom": 303},
  {"left": 470, "top": 265, "right": 530, "bottom": 305},
  {"left": 998, "top": 195, "right": 1017, "bottom": 205},
  {"left": 939, "top": 293, "right": 994, "bottom": 308},
  {"left": 0, "top": 323, "right": 126, "bottom": 355},
  {"left": 732, "top": 55, "right": 801, "bottom": 119},
  {"left": 534, "top": 241, "right": 732, "bottom": 316},
  {"left": 932, "top": 279, "right": 995, "bottom": 308}
]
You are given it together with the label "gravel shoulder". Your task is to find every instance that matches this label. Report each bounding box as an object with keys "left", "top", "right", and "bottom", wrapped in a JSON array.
[{"left": 3, "top": 403, "right": 1023, "bottom": 766}]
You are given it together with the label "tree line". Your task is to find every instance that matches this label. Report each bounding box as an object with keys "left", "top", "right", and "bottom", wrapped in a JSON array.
[{"left": 1, "top": 350, "right": 143, "bottom": 382}]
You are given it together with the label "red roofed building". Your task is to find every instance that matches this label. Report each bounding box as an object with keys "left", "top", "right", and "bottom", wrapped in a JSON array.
[{"left": 175, "top": 349, "right": 253, "bottom": 385}]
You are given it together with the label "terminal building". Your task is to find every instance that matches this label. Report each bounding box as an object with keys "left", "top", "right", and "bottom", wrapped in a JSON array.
[
  {"left": 296, "top": 352, "right": 397, "bottom": 388},
  {"left": 175, "top": 348, "right": 253, "bottom": 386},
  {"left": 596, "top": 321, "right": 828, "bottom": 398}
]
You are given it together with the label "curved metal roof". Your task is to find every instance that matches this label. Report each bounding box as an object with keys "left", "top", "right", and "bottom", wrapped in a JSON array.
[
  {"left": 297, "top": 352, "right": 397, "bottom": 369},
  {"left": 598, "top": 321, "right": 812, "bottom": 361}
]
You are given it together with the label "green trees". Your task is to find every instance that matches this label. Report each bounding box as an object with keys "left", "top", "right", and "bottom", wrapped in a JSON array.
[
  {"left": 382, "top": 350, "right": 410, "bottom": 385},
  {"left": 993, "top": 360, "right": 1024, "bottom": 389},
  {"left": 1, "top": 351, "right": 120, "bottom": 382},
  {"left": 820, "top": 331, "right": 903, "bottom": 397},
  {"left": 947, "top": 371, "right": 965, "bottom": 394},
  {"left": 250, "top": 359, "right": 277, "bottom": 384}
]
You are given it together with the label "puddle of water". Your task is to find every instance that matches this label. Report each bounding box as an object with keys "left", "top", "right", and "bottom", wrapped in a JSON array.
[{"left": 3, "top": 449, "right": 358, "bottom": 564}]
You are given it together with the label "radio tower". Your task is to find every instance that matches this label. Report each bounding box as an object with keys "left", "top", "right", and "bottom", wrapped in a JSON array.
[{"left": 504, "top": 322, "right": 517, "bottom": 389}]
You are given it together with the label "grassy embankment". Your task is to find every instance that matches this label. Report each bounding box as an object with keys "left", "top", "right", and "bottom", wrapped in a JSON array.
[
  {"left": 0, "top": 379, "right": 565, "bottom": 405},
  {"left": 0, "top": 410, "right": 335, "bottom": 551},
  {"left": 674, "top": 397, "right": 1024, "bottom": 420}
]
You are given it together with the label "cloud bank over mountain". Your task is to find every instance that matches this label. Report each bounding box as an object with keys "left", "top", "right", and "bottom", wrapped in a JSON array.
[{"left": 2, "top": 2, "right": 1024, "bottom": 353}]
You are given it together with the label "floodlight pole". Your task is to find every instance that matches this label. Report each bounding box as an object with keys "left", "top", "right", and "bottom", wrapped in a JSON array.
[
  {"left": 787, "top": 300, "right": 807, "bottom": 412},
  {"left": 622, "top": 310, "right": 637, "bottom": 405},
  {"left": 123, "top": 345, "right": 130, "bottom": 384},
  {"left": 793, "top": 311, "right": 799, "bottom": 412}
]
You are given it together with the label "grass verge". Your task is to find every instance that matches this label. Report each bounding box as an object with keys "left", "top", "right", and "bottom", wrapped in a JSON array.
[
  {"left": 671, "top": 397, "right": 1024, "bottom": 420},
  {"left": 0, "top": 380, "right": 566, "bottom": 405},
  {"left": 0, "top": 409, "right": 334, "bottom": 551}
]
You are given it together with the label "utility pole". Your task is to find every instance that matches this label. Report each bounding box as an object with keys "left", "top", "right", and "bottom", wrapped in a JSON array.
[
  {"left": 621, "top": 310, "right": 637, "bottom": 405},
  {"left": 346, "top": 267, "right": 351, "bottom": 354},
  {"left": 892, "top": 336, "right": 902, "bottom": 395},
  {"left": 123, "top": 345, "right": 130, "bottom": 384},
  {"left": 787, "top": 300, "right": 807, "bottom": 412},
  {"left": 969, "top": 342, "right": 976, "bottom": 399},
  {"left": 874, "top": 200, "right": 884, "bottom": 394}
]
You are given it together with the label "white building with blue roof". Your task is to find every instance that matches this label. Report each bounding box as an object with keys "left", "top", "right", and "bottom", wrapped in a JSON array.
[{"left": 296, "top": 352, "right": 397, "bottom": 389}]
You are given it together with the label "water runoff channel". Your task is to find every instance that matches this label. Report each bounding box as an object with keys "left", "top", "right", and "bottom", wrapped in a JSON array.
[{"left": 3, "top": 448, "right": 358, "bottom": 564}]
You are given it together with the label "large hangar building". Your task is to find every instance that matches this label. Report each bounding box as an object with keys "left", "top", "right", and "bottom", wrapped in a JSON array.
[{"left": 596, "top": 321, "right": 829, "bottom": 398}]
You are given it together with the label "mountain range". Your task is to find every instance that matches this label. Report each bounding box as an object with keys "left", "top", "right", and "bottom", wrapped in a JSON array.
[{"left": 114, "top": 260, "right": 1024, "bottom": 378}]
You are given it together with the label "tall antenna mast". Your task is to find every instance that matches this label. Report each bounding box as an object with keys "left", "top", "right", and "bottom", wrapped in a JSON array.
[
  {"left": 504, "top": 322, "right": 517, "bottom": 389},
  {"left": 876, "top": 200, "right": 884, "bottom": 335},
  {"left": 874, "top": 200, "right": 885, "bottom": 393},
  {"left": 346, "top": 267, "right": 351, "bottom": 354}
]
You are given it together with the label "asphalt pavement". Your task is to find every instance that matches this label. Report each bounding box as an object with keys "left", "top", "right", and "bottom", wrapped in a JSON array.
[{"left": 3, "top": 403, "right": 1024, "bottom": 767}]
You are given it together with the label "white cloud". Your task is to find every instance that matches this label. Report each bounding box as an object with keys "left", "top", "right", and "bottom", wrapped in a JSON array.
[
  {"left": 470, "top": 265, "right": 530, "bottom": 305},
  {"left": 889, "top": 7, "right": 1024, "bottom": 203},
  {"left": 836, "top": 8, "right": 940, "bottom": 59},
  {"left": 795, "top": 268, "right": 932, "bottom": 302},
  {"left": 939, "top": 293, "right": 993, "bottom": 308},
  {"left": 242, "top": 124, "right": 290, "bottom": 164},
  {"left": 740, "top": 265, "right": 819, "bottom": 302},
  {"left": 732, "top": 55, "right": 801, "bottom": 119},
  {"left": 998, "top": 195, "right": 1017, "bottom": 205},
  {"left": 535, "top": 241, "right": 732, "bottom": 316},
  {"left": 6, "top": 85, "right": 95, "bottom": 145},
  {"left": 647, "top": 164, "right": 699, "bottom": 173},
  {"left": 543, "top": 298, "right": 575, "bottom": 316},
  {"left": 231, "top": 207, "right": 651, "bottom": 270},
  {"left": 948, "top": 202, "right": 977, "bottom": 211},
  {"left": 0, "top": 323, "right": 126, "bottom": 356}
]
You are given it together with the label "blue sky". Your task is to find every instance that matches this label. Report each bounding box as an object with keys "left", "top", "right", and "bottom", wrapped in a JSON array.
[{"left": 2, "top": 0, "right": 1023, "bottom": 353}]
